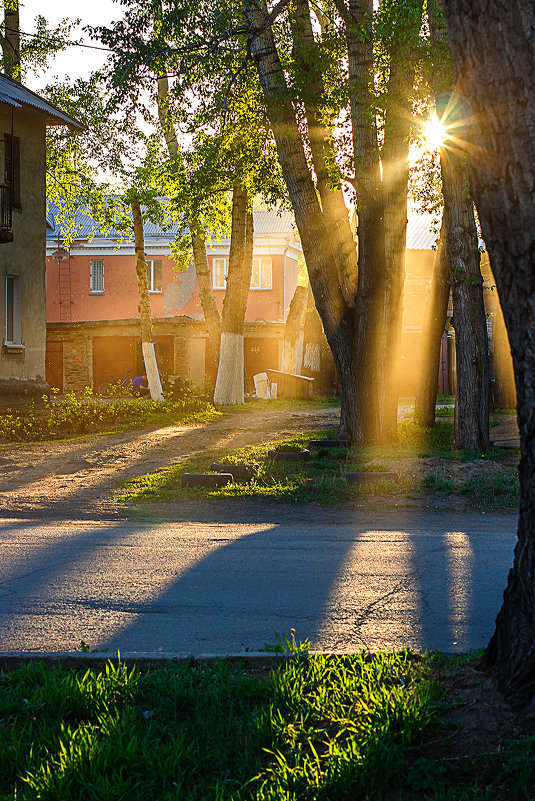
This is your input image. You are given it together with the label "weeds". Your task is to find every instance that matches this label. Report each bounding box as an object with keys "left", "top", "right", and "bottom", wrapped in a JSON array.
[
  {"left": 0, "top": 388, "right": 217, "bottom": 442},
  {"left": 1, "top": 653, "right": 531, "bottom": 800}
]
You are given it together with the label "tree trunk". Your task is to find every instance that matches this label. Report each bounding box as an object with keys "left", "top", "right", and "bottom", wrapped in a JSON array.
[
  {"left": 414, "top": 218, "right": 450, "bottom": 427},
  {"left": 281, "top": 285, "right": 309, "bottom": 374},
  {"left": 441, "top": 0, "right": 535, "bottom": 710},
  {"left": 213, "top": 185, "right": 253, "bottom": 405},
  {"left": 156, "top": 68, "right": 221, "bottom": 366},
  {"left": 428, "top": 1, "right": 489, "bottom": 451},
  {"left": 131, "top": 199, "right": 164, "bottom": 402},
  {"left": 346, "top": 0, "right": 389, "bottom": 444},
  {"left": 442, "top": 147, "right": 490, "bottom": 450},
  {"left": 2, "top": 0, "right": 20, "bottom": 81},
  {"left": 244, "top": 0, "right": 357, "bottom": 436}
]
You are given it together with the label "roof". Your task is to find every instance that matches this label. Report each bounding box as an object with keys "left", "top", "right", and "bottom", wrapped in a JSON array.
[
  {"left": 406, "top": 212, "right": 440, "bottom": 250},
  {"left": 0, "top": 74, "right": 85, "bottom": 131},
  {"left": 45, "top": 203, "right": 298, "bottom": 243}
]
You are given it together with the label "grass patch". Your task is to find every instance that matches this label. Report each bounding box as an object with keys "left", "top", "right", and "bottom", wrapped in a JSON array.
[
  {"left": 122, "top": 419, "right": 519, "bottom": 510},
  {"left": 1, "top": 654, "right": 532, "bottom": 800},
  {"left": 0, "top": 389, "right": 218, "bottom": 442}
]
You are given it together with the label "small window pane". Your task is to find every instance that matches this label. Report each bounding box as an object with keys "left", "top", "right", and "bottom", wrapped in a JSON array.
[
  {"left": 213, "top": 258, "right": 226, "bottom": 289},
  {"left": 90, "top": 259, "right": 104, "bottom": 293},
  {"left": 251, "top": 258, "right": 259, "bottom": 289},
  {"left": 153, "top": 259, "right": 162, "bottom": 292}
]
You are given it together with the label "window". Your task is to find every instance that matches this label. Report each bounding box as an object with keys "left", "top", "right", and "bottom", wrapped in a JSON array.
[
  {"left": 5, "top": 274, "right": 22, "bottom": 345},
  {"left": 3, "top": 133, "right": 20, "bottom": 210},
  {"left": 251, "top": 257, "right": 272, "bottom": 289},
  {"left": 89, "top": 259, "right": 104, "bottom": 293},
  {"left": 146, "top": 259, "right": 162, "bottom": 292},
  {"left": 213, "top": 257, "right": 227, "bottom": 289}
]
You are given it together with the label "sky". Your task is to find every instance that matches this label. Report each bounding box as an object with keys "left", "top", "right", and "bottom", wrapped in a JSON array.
[{"left": 20, "top": 0, "right": 123, "bottom": 88}]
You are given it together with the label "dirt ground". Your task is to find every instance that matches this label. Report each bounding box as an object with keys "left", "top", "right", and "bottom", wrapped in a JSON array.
[
  {"left": 0, "top": 405, "right": 520, "bottom": 520},
  {"left": 0, "top": 405, "right": 340, "bottom": 519}
]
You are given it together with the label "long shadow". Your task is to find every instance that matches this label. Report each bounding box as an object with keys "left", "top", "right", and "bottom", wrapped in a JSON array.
[
  {"left": 0, "top": 506, "right": 516, "bottom": 655},
  {"left": 0, "top": 410, "right": 337, "bottom": 518},
  {"left": 99, "top": 507, "right": 516, "bottom": 655}
]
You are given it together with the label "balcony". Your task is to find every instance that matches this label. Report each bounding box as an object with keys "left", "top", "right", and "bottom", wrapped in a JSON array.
[{"left": 0, "top": 184, "right": 13, "bottom": 243}]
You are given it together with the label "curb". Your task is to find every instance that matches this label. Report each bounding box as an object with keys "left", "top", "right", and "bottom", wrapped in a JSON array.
[{"left": 0, "top": 650, "right": 339, "bottom": 671}]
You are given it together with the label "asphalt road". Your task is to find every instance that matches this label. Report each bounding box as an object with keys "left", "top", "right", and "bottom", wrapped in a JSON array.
[{"left": 0, "top": 507, "right": 517, "bottom": 655}]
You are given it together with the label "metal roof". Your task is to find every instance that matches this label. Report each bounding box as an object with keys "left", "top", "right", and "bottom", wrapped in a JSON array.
[
  {"left": 46, "top": 204, "right": 297, "bottom": 242},
  {"left": 406, "top": 212, "right": 440, "bottom": 250},
  {"left": 0, "top": 74, "right": 85, "bottom": 130}
]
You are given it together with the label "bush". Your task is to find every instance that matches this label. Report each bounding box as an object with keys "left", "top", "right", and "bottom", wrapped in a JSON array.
[{"left": 0, "top": 388, "right": 215, "bottom": 442}]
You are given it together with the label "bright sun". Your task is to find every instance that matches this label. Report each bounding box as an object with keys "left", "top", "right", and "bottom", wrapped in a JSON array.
[{"left": 424, "top": 113, "right": 447, "bottom": 150}]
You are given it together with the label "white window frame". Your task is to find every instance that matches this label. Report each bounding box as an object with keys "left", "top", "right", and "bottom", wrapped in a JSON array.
[
  {"left": 5, "top": 274, "right": 22, "bottom": 346},
  {"left": 89, "top": 259, "right": 105, "bottom": 294},
  {"left": 213, "top": 257, "right": 227, "bottom": 289},
  {"left": 146, "top": 259, "right": 163, "bottom": 293},
  {"left": 250, "top": 256, "right": 273, "bottom": 290}
]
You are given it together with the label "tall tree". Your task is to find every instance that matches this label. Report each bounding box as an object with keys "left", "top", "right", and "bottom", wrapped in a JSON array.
[
  {"left": 428, "top": 0, "right": 489, "bottom": 451},
  {"left": 214, "top": 184, "right": 253, "bottom": 405},
  {"left": 414, "top": 219, "right": 450, "bottom": 426},
  {"left": 132, "top": 197, "right": 165, "bottom": 401},
  {"left": 242, "top": 0, "right": 426, "bottom": 443},
  {"left": 441, "top": 0, "right": 535, "bottom": 709}
]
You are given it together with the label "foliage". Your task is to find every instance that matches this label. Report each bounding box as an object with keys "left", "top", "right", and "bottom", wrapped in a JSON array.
[
  {"left": 0, "top": 390, "right": 217, "bottom": 442},
  {"left": 0, "top": 652, "right": 436, "bottom": 801},
  {"left": 121, "top": 418, "right": 518, "bottom": 509}
]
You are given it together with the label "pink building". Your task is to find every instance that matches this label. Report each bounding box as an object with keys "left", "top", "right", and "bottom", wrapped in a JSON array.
[{"left": 45, "top": 207, "right": 301, "bottom": 392}]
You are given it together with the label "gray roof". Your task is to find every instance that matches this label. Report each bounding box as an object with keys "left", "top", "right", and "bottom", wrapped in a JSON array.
[
  {"left": 46, "top": 204, "right": 298, "bottom": 243},
  {"left": 406, "top": 212, "right": 440, "bottom": 250},
  {"left": 0, "top": 74, "right": 84, "bottom": 130}
]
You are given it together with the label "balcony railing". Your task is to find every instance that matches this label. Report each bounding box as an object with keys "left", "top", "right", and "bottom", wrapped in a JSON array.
[{"left": 0, "top": 184, "right": 12, "bottom": 230}]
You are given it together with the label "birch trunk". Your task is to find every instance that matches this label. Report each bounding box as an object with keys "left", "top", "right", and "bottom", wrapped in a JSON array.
[
  {"left": 132, "top": 199, "right": 164, "bottom": 402},
  {"left": 156, "top": 67, "right": 221, "bottom": 365},
  {"left": 414, "top": 219, "right": 450, "bottom": 427},
  {"left": 213, "top": 186, "right": 253, "bottom": 405},
  {"left": 441, "top": 0, "right": 535, "bottom": 709}
]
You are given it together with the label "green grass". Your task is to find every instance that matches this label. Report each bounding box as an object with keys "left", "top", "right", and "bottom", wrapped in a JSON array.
[
  {"left": 0, "top": 654, "right": 532, "bottom": 801},
  {"left": 0, "top": 390, "right": 219, "bottom": 442},
  {"left": 121, "top": 420, "right": 519, "bottom": 510}
]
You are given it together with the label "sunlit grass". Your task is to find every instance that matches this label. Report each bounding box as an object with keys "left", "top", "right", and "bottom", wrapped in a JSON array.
[
  {"left": 121, "top": 420, "right": 518, "bottom": 509},
  {"left": 1, "top": 654, "right": 533, "bottom": 800},
  {"left": 0, "top": 653, "right": 435, "bottom": 801}
]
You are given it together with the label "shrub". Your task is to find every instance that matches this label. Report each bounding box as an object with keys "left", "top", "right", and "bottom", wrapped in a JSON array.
[{"left": 0, "top": 389, "right": 215, "bottom": 442}]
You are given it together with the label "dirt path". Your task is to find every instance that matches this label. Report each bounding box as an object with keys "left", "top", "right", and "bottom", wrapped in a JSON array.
[{"left": 0, "top": 406, "right": 339, "bottom": 519}]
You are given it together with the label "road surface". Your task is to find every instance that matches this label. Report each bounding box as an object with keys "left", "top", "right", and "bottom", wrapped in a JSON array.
[{"left": 0, "top": 505, "right": 516, "bottom": 655}]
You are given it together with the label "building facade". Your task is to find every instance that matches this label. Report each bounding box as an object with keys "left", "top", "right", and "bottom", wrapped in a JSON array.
[
  {"left": 45, "top": 208, "right": 301, "bottom": 392},
  {"left": 0, "top": 75, "right": 83, "bottom": 403}
]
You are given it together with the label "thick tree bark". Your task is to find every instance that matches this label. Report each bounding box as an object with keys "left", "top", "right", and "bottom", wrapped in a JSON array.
[
  {"left": 213, "top": 185, "right": 253, "bottom": 405},
  {"left": 156, "top": 71, "right": 221, "bottom": 366},
  {"left": 428, "top": 0, "right": 489, "bottom": 451},
  {"left": 414, "top": 219, "right": 450, "bottom": 427},
  {"left": 244, "top": 0, "right": 358, "bottom": 436},
  {"left": 441, "top": 0, "right": 535, "bottom": 710},
  {"left": 442, "top": 147, "right": 490, "bottom": 450},
  {"left": 289, "top": 0, "right": 357, "bottom": 306},
  {"left": 346, "top": 0, "right": 389, "bottom": 443},
  {"left": 281, "top": 285, "right": 309, "bottom": 374},
  {"left": 131, "top": 200, "right": 164, "bottom": 401}
]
